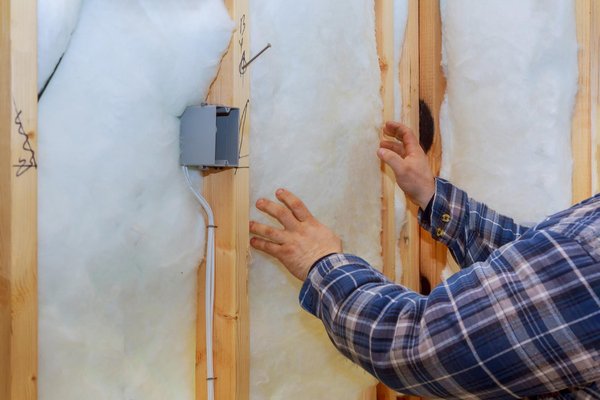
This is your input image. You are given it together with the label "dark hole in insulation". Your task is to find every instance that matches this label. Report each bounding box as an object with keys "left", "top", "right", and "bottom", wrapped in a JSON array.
[
  {"left": 419, "top": 100, "right": 434, "bottom": 153},
  {"left": 420, "top": 275, "right": 432, "bottom": 295}
]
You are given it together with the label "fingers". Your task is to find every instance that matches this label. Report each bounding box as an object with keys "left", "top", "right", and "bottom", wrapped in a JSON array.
[
  {"left": 275, "top": 189, "right": 313, "bottom": 222},
  {"left": 249, "top": 221, "right": 286, "bottom": 244},
  {"left": 256, "top": 198, "right": 298, "bottom": 229},
  {"left": 384, "top": 122, "right": 420, "bottom": 154},
  {"left": 250, "top": 237, "right": 282, "bottom": 257},
  {"left": 377, "top": 147, "right": 405, "bottom": 176},
  {"left": 380, "top": 140, "right": 406, "bottom": 158},
  {"left": 383, "top": 121, "right": 411, "bottom": 138}
]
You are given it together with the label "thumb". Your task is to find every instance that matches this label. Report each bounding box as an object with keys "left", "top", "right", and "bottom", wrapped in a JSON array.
[{"left": 377, "top": 148, "right": 405, "bottom": 176}]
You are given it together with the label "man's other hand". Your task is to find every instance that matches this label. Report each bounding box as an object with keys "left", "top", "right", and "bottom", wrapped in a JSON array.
[
  {"left": 378, "top": 121, "right": 435, "bottom": 209},
  {"left": 250, "top": 189, "right": 342, "bottom": 281}
]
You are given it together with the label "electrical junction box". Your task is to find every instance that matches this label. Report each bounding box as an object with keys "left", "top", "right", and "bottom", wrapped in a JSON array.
[{"left": 179, "top": 104, "right": 240, "bottom": 169}]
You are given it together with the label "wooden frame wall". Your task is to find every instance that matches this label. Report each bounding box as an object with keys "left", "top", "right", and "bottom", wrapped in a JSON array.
[
  {"left": 199, "top": 0, "right": 250, "bottom": 398},
  {"left": 2, "top": 1, "right": 597, "bottom": 400},
  {"left": 0, "top": 1, "right": 38, "bottom": 399}
]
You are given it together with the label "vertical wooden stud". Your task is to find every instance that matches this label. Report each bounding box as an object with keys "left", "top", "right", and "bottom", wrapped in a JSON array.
[
  {"left": 0, "top": 0, "right": 38, "bottom": 399},
  {"left": 418, "top": 0, "right": 447, "bottom": 292},
  {"left": 590, "top": 0, "right": 599, "bottom": 193},
  {"left": 196, "top": 0, "right": 250, "bottom": 398},
  {"left": 572, "top": 0, "right": 593, "bottom": 203},
  {"left": 396, "top": 2, "right": 423, "bottom": 399},
  {"left": 375, "top": 0, "right": 398, "bottom": 398},
  {"left": 398, "top": 0, "right": 421, "bottom": 293},
  {"left": 375, "top": 0, "right": 398, "bottom": 285}
]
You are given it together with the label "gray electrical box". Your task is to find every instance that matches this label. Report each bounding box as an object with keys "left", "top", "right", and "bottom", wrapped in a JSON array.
[{"left": 179, "top": 104, "right": 240, "bottom": 169}]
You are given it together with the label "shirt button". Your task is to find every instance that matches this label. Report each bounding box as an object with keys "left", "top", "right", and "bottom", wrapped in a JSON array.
[
  {"left": 436, "top": 228, "right": 444, "bottom": 237},
  {"left": 442, "top": 213, "right": 451, "bottom": 223}
]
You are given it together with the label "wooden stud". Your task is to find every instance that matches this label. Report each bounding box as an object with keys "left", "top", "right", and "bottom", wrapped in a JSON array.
[
  {"left": 572, "top": 0, "right": 593, "bottom": 203},
  {"left": 591, "top": 0, "right": 599, "bottom": 194},
  {"left": 375, "top": 0, "right": 398, "bottom": 285},
  {"left": 398, "top": 0, "right": 421, "bottom": 293},
  {"left": 395, "top": 2, "right": 424, "bottom": 399},
  {"left": 374, "top": 0, "right": 399, "bottom": 398},
  {"left": 0, "top": 0, "right": 38, "bottom": 399},
  {"left": 418, "top": 0, "right": 447, "bottom": 292},
  {"left": 197, "top": 0, "right": 250, "bottom": 399}
]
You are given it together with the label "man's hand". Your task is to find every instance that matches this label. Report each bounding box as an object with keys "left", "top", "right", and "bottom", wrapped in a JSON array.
[
  {"left": 250, "top": 189, "right": 342, "bottom": 281},
  {"left": 378, "top": 121, "right": 435, "bottom": 209}
]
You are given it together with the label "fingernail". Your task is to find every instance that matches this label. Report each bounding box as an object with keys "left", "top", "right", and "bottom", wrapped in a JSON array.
[
  {"left": 377, "top": 148, "right": 387, "bottom": 158},
  {"left": 256, "top": 199, "right": 264, "bottom": 206},
  {"left": 276, "top": 189, "right": 284, "bottom": 195}
]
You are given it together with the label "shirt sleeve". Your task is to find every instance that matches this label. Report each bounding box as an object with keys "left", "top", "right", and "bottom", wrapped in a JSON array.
[
  {"left": 299, "top": 237, "right": 600, "bottom": 398},
  {"left": 419, "top": 178, "right": 530, "bottom": 267}
]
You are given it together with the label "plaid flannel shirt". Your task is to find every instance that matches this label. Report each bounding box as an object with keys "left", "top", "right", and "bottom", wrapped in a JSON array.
[{"left": 299, "top": 178, "right": 600, "bottom": 399}]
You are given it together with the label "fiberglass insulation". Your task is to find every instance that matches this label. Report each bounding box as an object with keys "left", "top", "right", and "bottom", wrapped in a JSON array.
[
  {"left": 249, "top": 0, "right": 409, "bottom": 398},
  {"left": 439, "top": 0, "right": 578, "bottom": 224},
  {"left": 38, "top": 0, "right": 232, "bottom": 398},
  {"left": 37, "top": 0, "right": 82, "bottom": 92}
]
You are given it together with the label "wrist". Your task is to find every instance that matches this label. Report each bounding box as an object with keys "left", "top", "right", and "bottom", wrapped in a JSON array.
[
  {"left": 304, "top": 252, "right": 339, "bottom": 280},
  {"left": 418, "top": 179, "right": 435, "bottom": 209}
]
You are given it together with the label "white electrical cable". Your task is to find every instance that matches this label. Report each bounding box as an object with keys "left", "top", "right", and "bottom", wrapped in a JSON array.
[{"left": 182, "top": 165, "right": 216, "bottom": 400}]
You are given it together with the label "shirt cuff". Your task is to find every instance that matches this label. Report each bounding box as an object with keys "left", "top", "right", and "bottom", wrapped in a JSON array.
[
  {"left": 299, "top": 253, "right": 383, "bottom": 318},
  {"left": 418, "top": 177, "right": 467, "bottom": 246},
  {"left": 305, "top": 252, "right": 339, "bottom": 278}
]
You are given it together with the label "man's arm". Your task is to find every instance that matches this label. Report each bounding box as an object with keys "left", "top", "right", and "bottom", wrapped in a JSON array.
[
  {"left": 299, "top": 234, "right": 599, "bottom": 398},
  {"left": 419, "top": 177, "right": 529, "bottom": 267},
  {"left": 249, "top": 178, "right": 599, "bottom": 398},
  {"left": 377, "top": 122, "right": 529, "bottom": 268},
  {"left": 249, "top": 121, "right": 599, "bottom": 398}
]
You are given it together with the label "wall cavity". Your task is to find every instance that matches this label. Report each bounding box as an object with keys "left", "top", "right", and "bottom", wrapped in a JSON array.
[
  {"left": 249, "top": 0, "right": 407, "bottom": 398},
  {"left": 38, "top": 1, "right": 232, "bottom": 398},
  {"left": 439, "top": 0, "right": 578, "bottom": 224}
]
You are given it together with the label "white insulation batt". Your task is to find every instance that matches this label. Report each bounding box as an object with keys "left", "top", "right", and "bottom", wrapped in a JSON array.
[
  {"left": 249, "top": 1, "right": 406, "bottom": 398},
  {"left": 439, "top": 0, "right": 578, "bottom": 224},
  {"left": 38, "top": 1, "right": 232, "bottom": 398},
  {"left": 37, "top": 0, "right": 82, "bottom": 92}
]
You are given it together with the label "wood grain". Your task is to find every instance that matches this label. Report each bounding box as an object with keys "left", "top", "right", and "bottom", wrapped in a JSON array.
[
  {"left": 398, "top": 0, "right": 421, "bottom": 293},
  {"left": 572, "top": 0, "right": 593, "bottom": 203},
  {"left": 374, "top": 0, "right": 399, "bottom": 398},
  {"left": 591, "top": 0, "right": 599, "bottom": 194},
  {"left": 418, "top": 0, "right": 447, "bottom": 293},
  {"left": 375, "top": 0, "right": 398, "bottom": 285},
  {"left": 0, "top": 0, "right": 38, "bottom": 399},
  {"left": 197, "top": 0, "right": 250, "bottom": 398}
]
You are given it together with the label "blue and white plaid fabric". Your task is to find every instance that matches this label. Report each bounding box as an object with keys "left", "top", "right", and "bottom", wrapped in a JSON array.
[{"left": 299, "top": 178, "right": 600, "bottom": 399}]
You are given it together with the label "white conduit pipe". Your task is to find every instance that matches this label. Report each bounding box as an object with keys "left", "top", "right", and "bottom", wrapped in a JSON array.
[{"left": 182, "top": 166, "right": 216, "bottom": 400}]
